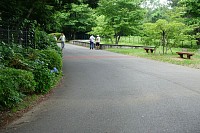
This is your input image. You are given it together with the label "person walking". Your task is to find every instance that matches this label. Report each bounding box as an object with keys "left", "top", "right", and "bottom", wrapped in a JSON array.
[
  {"left": 89, "top": 35, "right": 95, "bottom": 50},
  {"left": 95, "top": 35, "right": 100, "bottom": 50},
  {"left": 59, "top": 33, "right": 66, "bottom": 50},
  {"left": 53, "top": 34, "right": 57, "bottom": 41}
]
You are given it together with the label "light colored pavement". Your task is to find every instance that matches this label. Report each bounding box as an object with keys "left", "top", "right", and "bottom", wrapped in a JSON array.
[{"left": 1, "top": 43, "right": 200, "bottom": 133}]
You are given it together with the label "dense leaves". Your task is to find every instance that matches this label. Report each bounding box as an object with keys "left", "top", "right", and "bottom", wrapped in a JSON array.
[
  {"left": 65, "top": 3, "right": 95, "bottom": 39},
  {"left": 0, "top": 68, "right": 36, "bottom": 108},
  {"left": 95, "top": 0, "right": 145, "bottom": 44},
  {"left": 142, "top": 19, "right": 194, "bottom": 54},
  {"left": 180, "top": 0, "right": 200, "bottom": 45}
]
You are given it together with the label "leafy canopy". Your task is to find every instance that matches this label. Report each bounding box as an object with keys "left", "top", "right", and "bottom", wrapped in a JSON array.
[{"left": 94, "top": 0, "right": 145, "bottom": 44}]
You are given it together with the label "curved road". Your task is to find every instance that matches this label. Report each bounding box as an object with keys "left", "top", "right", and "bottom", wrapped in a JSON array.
[{"left": 1, "top": 43, "right": 200, "bottom": 133}]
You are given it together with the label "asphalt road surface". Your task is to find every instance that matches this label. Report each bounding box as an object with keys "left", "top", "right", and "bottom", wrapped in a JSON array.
[{"left": 1, "top": 43, "right": 200, "bottom": 133}]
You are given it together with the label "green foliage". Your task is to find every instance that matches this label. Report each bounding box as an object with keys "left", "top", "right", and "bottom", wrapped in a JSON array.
[
  {"left": 142, "top": 19, "right": 195, "bottom": 54},
  {"left": 1, "top": 44, "right": 15, "bottom": 61},
  {"left": 0, "top": 29, "right": 63, "bottom": 109},
  {"left": 65, "top": 3, "right": 95, "bottom": 39},
  {"left": 0, "top": 0, "right": 58, "bottom": 31},
  {"left": 50, "top": 12, "right": 70, "bottom": 32},
  {"left": 142, "top": 22, "right": 159, "bottom": 45},
  {"left": 25, "top": 48, "right": 62, "bottom": 94},
  {"left": 39, "top": 49, "right": 62, "bottom": 71},
  {"left": 31, "top": 62, "right": 56, "bottom": 94},
  {"left": 49, "top": 33, "right": 61, "bottom": 40},
  {"left": 179, "top": 0, "right": 200, "bottom": 45},
  {"left": 144, "top": 6, "right": 169, "bottom": 23},
  {"left": 0, "top": 68, "right": 36, "bottom": 108},
  {"left": 0, "top": 77, "right": 23, "bottom": 109},
  {"left": 95, "top": 0, "right": 145, "bottom": 44},
  {"left": 106, "top": 47, "right": 200, "bottom": 69},
  {"left": 0, "top": 68, "right": 36, "bottom": 94},
  {"left": 88, "top": 15, "right": 114, "bottom": 41},
  {"left": 6, "top": 53, "right": 30, "bottom": 70},
  {"left": 180, "top": 0, "right": 200, "bottom": 25},
  {"left": 35, "top": 29, "right": 62, "bottom": 55},
  {"left": 0, "top": 43, "right": 30, "bottom": 70},
  {"left": 35, "top": 30, "right": 52, "bottom": 50}
]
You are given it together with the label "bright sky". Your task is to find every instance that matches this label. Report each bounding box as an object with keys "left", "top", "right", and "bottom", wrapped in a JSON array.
[
  {"left": 141, "top": 0, "right": 170, "bottom": 9},
  {"left": 159, "top": 0, "right": 169, "bottom": 5}
]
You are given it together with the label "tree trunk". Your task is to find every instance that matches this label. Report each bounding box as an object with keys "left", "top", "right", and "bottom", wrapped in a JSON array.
[
  {"left": 161, "top": 30, "right": 166, "bottom": 54},
  {"left": 26, "top": 7, "right": 34, "bottom": 19},
  {"left": 115, "top": 34, "right": 121, "bottom": 44},
  {"left": 195, "top": 27, "right": 200, "bottom": 46},
  {"left": 73, "top": 32, "right": 76, "bottom": 40},
  {"left": 117, "top": 35, "right": 121, "bottom": 44},
  {"left": 196, "top": 38, "right": 200, "bottom": 46},
  {"left": 115, "top": 36, "right": 118, "bottom": 44}
]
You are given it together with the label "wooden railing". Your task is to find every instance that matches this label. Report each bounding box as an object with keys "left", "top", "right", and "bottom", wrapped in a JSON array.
[{"left": 71, "top": 40, "right": 155, "bottom": 50}]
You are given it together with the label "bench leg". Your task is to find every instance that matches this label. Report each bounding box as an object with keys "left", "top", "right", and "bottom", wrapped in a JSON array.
[
  {"left": 180, "top": 54, "right": 183, "bottom": 58},
  {"left": 145, "top": 49, "right": 149, "bottom": 53},
  {"left": 187, "top": 55, "right": 191, "bottom": 59},
  {"left": 150, "top": 49, "right": 153, "bottom": 53}
]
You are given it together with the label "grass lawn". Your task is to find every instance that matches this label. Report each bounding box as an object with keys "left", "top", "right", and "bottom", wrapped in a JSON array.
[{"left": 106, "top": 47, "right": 200, "bottom": 69}]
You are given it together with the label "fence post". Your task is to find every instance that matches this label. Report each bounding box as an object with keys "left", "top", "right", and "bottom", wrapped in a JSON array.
[
  {"left": 25, "top": 30, "right": 28, "bottom": 48},
  {"left": 7, "top": 26, "right": 10, "bottom": 44}
]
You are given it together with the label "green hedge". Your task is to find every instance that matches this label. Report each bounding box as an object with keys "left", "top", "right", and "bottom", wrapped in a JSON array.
[
  {"left": 0, "top": 68, "right": 36, "bottom": 108},
  {"left": 39, "top": 49, "right": 62, "bottom": 71},
  {"left": 31, "top": 62, "right": 56, "bottom": 94},
  {"left": 0, "top": 30, "right": 63, "bottom": 109}
]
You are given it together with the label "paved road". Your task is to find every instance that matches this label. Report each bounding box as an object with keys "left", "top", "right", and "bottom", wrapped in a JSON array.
[{"left": 1, "top": 44, "right": 200, "bottom": 133}]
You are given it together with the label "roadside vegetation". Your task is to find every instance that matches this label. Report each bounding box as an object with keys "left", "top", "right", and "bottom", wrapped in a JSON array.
[
  {"left": 0, "top": 31, "right": 62, "bottom": 127},
  {"left": 106, "top": 47, "right": 200, "bottom": 69}
]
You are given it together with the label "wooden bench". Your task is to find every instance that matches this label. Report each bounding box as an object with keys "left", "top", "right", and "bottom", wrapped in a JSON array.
[
  {"left": 144, "top": 47, "right": 155, "bottom": 53},
  {"left": 176, "top": 52, "right": 194, "bottom": 59}
]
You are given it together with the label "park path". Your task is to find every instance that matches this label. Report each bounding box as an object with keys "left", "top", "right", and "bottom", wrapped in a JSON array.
[{"left": 1, "top": 43, "right": 200, "bottom": 133}]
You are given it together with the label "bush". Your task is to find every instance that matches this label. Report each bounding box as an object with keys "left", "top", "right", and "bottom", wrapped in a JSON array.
[
  {"left": 0, "top": 76, "right": 23, "bottom": 109},
  {"left": 31, "top": 61, "right": 56, "bottom": 93},
  {"left": 6, "top": 53, "right": 30, "bottom": 70},
  {"left": 39, "top": 49, "right": 62, "bottom": 72},
  {"left": 0, "top": 29, "right": 63, "bottom": 108},
  {"left": 0, "top": 68, "right": 36, "bottom": 108},
  {"left": 0, "top": 68, "right": 36, "bottom": 94},
  {"left": 35, "top": 30, "right": 60, "bottom": 50},
  {"left": 49, "top": 33, "right": 61, "bottom": 39}
]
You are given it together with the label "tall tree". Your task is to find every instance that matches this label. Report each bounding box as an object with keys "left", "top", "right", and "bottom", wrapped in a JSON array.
[
  {"left": 64, "top": 3, "right": 95, "bottom": 39},
  {"left": 168, "top": 0, "right": 179, "bottom": 7},
  {"left": 0, "top": 0, "right": 60, "bottom": 30},
  {"left": 180, "top": 0, "right": 200, "bottom": 45},
  {"left": 143, "top": 19, "right": 194, "bottom": 54},
  {"left": 82, "top": 0, "right": 100, "bottom": 8},
  {"left": 88, "top": 15, "right": 115, "bottom": 43},
  {"left": 96, "top": 0, "right": 145, "bottom": 44}
]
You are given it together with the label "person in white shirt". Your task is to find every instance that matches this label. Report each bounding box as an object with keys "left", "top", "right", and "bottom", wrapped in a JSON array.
[
  {"left": 59, "top": 33, "right": 66, "bottom": 50},
  {"left": 53, "top": 34, "right": 57, "bottom": 41},
  {"left": 95, "top": 35, "right": 100, "bottom": 50},
  {"left": 89, "top": 35, "right": 95, "bottom": 50}
]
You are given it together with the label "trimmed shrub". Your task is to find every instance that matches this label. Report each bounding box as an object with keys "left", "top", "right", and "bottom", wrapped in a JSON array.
[
  {"left": 0, "top": 68, "right": 36, "bottom": 108},
  {"left": 0, "top": 68, "right": 36, "bottom": 94},
  {"left": 0, "top": 29, "right": 63, "bottom": 108},
  {"left": 21, "top": 49, "right": 62, "bottom": 94},
  {"left": 31, "top": 62, "right": 56, "bottom": 93},
  {"left": 6, "top": 53, "right": 30, "bottom": 70},
  {"left": 0, "top": 76, "right": 23, "bottom": 109},
  {"left": 39, "top": 49, "right": 62, "bottom": 72}
]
